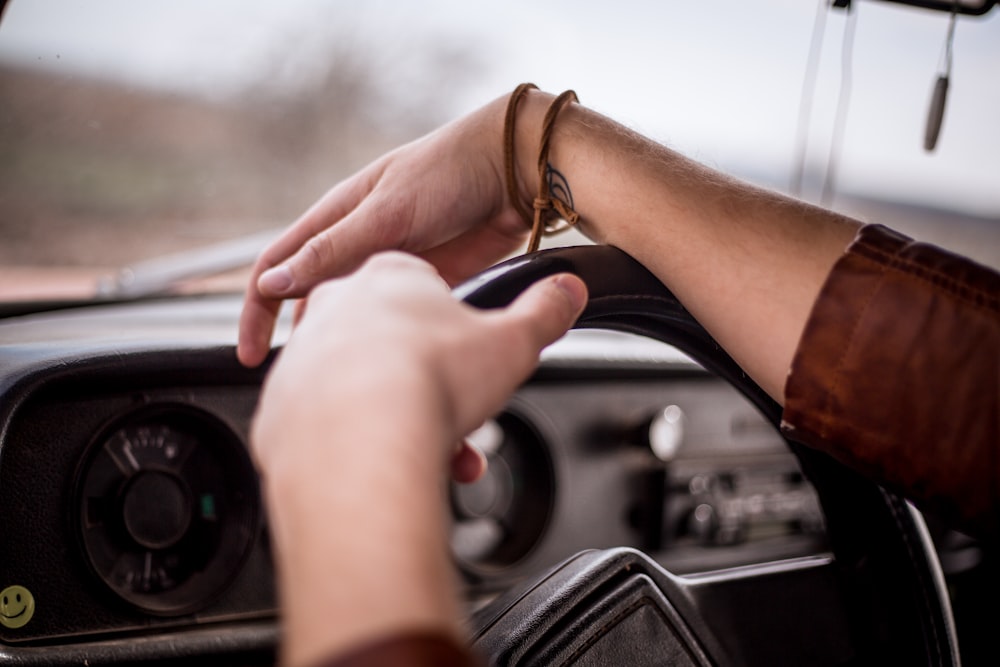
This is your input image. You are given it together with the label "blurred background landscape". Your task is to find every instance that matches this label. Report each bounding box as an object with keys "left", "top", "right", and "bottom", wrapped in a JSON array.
[
  {"left": 0, "top": 0, "right": 997, "bottom": 299},
  {"left": 0, "top": 59, "right": 456, "bottom": 266}
]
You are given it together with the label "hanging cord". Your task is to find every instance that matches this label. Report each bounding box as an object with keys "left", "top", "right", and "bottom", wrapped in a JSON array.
[
  {"left": 790, "top": 0, "right": 830, "bottom": 198},
  {"left": 924, "top": 1, "right": 958, "bottom": 151},
  {"left": 943, "top": 0, "right": 958, "bottom": 75},
  {"left": 820, "top": 1, "right": 859, "bottom": 207}
]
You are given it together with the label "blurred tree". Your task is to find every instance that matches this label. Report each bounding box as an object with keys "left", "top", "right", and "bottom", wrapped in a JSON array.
[{"left": 0, "top": 21, "right": 481, "bottom": 267}]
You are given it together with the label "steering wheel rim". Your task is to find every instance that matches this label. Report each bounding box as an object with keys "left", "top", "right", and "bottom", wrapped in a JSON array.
[{"left": 456, "top": 245, "right": 959, "bottom": 666}]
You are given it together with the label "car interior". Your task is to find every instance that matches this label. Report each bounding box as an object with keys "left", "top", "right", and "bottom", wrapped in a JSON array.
[{"left": 1, "top": 0, "right": 997, "bottom": 665}]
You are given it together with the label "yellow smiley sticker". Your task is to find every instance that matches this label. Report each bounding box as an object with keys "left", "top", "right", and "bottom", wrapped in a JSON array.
[{"left": 0, "top": 585, "right": 35, "bottom": 629}]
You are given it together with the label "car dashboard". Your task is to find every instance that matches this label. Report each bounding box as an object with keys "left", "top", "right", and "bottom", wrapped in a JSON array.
[{"left": 0, "top": 293, "right": 828, "bottom": 664}]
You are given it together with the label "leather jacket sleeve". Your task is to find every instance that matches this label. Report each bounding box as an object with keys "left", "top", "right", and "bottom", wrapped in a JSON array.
[
  {"left": 310, "top": 631, "right": 481, "bottom": 667},
  {"left": 782, "top": 224, "right": 1000, "bottom": 538}
]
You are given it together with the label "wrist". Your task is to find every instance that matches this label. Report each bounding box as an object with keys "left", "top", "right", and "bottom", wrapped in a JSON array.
[
  {"left": 268, "top": 457, "right": 461, "bottom": 667},
  {"left": 508, "top": 87, "right": 599, "bottom": 249},
  {"left": 256, "top": 367, "right": 463, "bottom": 667},
  {"left": 510, "top": 89, "right": 553, "bottom": 228}
]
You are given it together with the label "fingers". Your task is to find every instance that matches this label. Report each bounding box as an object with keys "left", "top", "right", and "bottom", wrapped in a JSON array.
[
  {"left": 451, "top": 440, "right": 487, "bottom": 484},
  {"left": 501, "top": 273, "right": 588, "bottom": 352},
  {"left": 257, "top": 214, "right": 389, "bottom": 298},
  {"left": 237, "top": 172, "right": 384, "bottom": 367},
  {"left": 258, "top": 181, "right": 385, "bottom": 287},
  {"left": 237, "top": 293, "right": 282, "bottom": 367},
  {"left": 451, "top": 273, "right": 588, "bottom": 430},
  {"left": 291, "top": 298, "right": 308, "bottom": 327}
]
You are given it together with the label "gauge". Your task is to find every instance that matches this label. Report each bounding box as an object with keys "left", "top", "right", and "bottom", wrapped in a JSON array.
[
  {"left": 451, "top": 410, "right": 554, "bottom": 574},
  {"left": 75, "top": 404, "right": 259, "bottom": 616}
]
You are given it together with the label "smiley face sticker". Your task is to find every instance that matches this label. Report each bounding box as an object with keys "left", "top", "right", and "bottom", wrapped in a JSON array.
[{"left": 0, "top": 585, "right": 35, "bottom": 629}]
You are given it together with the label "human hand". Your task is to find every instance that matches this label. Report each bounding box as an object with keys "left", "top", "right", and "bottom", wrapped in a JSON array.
[
  {"left": 250, "top": 253, "right": 586, "bottom": 666},
  {"left": 252, "top": 251, "right": 587, "bottom": 480},
  {"left": 238, "top": 95, "right": 532, "bottom": 368}
]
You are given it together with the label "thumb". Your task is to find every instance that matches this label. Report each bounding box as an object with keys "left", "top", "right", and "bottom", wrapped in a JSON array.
[
  {"left": 502, "top": 273, "right": 588, "bottom": 351},
  {"left": 445, "top": 273, "right": 588, "bottom": 439}
]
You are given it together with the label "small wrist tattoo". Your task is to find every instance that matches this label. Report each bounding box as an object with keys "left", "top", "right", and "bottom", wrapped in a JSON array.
[{"left": 546, "top": 164, "right": 574, "bottom": 212}]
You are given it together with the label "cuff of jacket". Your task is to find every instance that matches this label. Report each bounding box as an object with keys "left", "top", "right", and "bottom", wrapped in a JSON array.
[
  {"left": 308, "top": 631, "right": 481, "bottom": 667},
  {"left": 781, "top": 223, "right": 1000, "bottom": 538}
]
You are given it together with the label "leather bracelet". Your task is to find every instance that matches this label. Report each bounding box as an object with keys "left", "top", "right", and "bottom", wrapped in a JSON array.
[
  {"left": 503, "top": 84, "right": 582, "bottom": 254},
  {"left": 503, "top": 83, "right": 537, "bottom": 231}
]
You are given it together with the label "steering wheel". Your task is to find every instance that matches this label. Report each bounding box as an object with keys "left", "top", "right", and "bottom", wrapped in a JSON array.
[{"left": 456, "top": 246, "right": 959, "bottom": 667}]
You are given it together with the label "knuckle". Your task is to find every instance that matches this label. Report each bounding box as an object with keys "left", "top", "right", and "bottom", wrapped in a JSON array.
[
  {"left": 300, "top": 233, "right": 335, "bottom": 276},
  {"left": 366, "top": 193, "right": 416, "bottom": 247},
  {"left": 250, "top": 249, "right": 280, "bottom": 279}
]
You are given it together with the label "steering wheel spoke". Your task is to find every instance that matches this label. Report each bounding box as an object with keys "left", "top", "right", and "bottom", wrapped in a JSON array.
[
  {"left": 471, "top": 547, "right": 858, "bottom": 666},
  {"left": 679, "top": 554, "right": 853, "bottom": 665}
]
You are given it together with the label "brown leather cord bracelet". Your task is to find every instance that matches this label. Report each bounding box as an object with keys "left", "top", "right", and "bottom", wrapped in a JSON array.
[
  {"left": 503, "top": 83, "right": 537, "bottom": 230},
  {"left": 503, "top": 84, "right": 582, "bottom": 254}
]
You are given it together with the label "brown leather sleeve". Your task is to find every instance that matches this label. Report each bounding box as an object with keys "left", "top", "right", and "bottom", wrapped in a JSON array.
[
  {"left": 781, "top": 224, "right": 1000, "bottom": 538},
  {"left": 308, "top": 631, "right": 482, "bottom": 667}
]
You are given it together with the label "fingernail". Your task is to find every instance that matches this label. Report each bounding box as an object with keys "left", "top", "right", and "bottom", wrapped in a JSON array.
[
  {"left": 553, "top": 274, "right": 587, "bottom": 312},
  {"left": 259, "top": 266, "right": 293, "bottom": 295}
]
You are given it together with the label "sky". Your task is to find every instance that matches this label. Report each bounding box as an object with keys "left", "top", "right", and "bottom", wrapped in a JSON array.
[{"left": 1, "top": 0, "right": 998, "bottom": 216}]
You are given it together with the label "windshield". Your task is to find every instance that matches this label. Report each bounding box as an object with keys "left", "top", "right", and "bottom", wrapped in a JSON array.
[{"left": 1, "top": 0, "right": 997, "bottom": 302}]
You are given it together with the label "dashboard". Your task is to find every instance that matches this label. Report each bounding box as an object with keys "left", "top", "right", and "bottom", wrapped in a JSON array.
[{"left": 0, "top": 292, "right": 858, "bottom": 664}]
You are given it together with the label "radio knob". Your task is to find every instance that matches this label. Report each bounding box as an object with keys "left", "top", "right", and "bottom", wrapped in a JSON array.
[{"left": 646, "top": 404, "right": 686, "bottom": 462}]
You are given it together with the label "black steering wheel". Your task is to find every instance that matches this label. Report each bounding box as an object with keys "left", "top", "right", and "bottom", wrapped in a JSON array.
[{"left": 456, "top": 246, "right": 959, "bottom": 667}]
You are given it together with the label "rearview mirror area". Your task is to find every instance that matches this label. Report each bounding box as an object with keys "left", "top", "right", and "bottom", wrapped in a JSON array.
[{"left": 872, "top": 0, "right": 995, "bottom": 16}]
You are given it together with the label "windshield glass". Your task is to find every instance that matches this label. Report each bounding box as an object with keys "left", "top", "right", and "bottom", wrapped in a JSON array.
[{"left": 1, "top": 0, "right": 997, "bottom": 301}]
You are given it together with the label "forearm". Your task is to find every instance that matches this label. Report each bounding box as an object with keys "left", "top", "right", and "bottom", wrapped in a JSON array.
[
  {"left": 508, "top": 90, "right": 860, "bottom": 402},
  {"left": 266, "top": 467, "right": 461, "bottom": 667},
  {"left": 257, "top": 370, "right": 463, "bottom": 667}
]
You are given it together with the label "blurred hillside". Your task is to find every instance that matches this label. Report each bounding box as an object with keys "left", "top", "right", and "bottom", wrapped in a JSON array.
[
  {"left": 2, "top": 61, "right": 997, "bottom": 277},
  {"left": 0, "top": 60, "right": 455, "bottom": 267}
]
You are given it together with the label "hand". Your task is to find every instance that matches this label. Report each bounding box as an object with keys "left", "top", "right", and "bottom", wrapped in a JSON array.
[
  {"left": 285, "top": 290, "right": 488, "bottom": 484},
  {"left": 252, "top": 251, "right": 587, "bottom": 477},
  {"left": 238, "top": 95, "right": 531, "bottom": 368},
  {"left": 250, "top": 252, "right": 586, "bottom": 667}
]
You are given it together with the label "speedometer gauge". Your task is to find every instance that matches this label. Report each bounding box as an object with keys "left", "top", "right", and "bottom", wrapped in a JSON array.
[
  {"left": 74, "top": 405, "right": 259, "bottom": 616},
  {"left": 451, "top": 410, "right": 555, "bottom": 575}
]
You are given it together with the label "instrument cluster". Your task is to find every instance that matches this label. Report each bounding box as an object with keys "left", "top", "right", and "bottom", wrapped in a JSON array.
[{"left": 0, "top": 333, "right": 825, "bottom": 648}]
